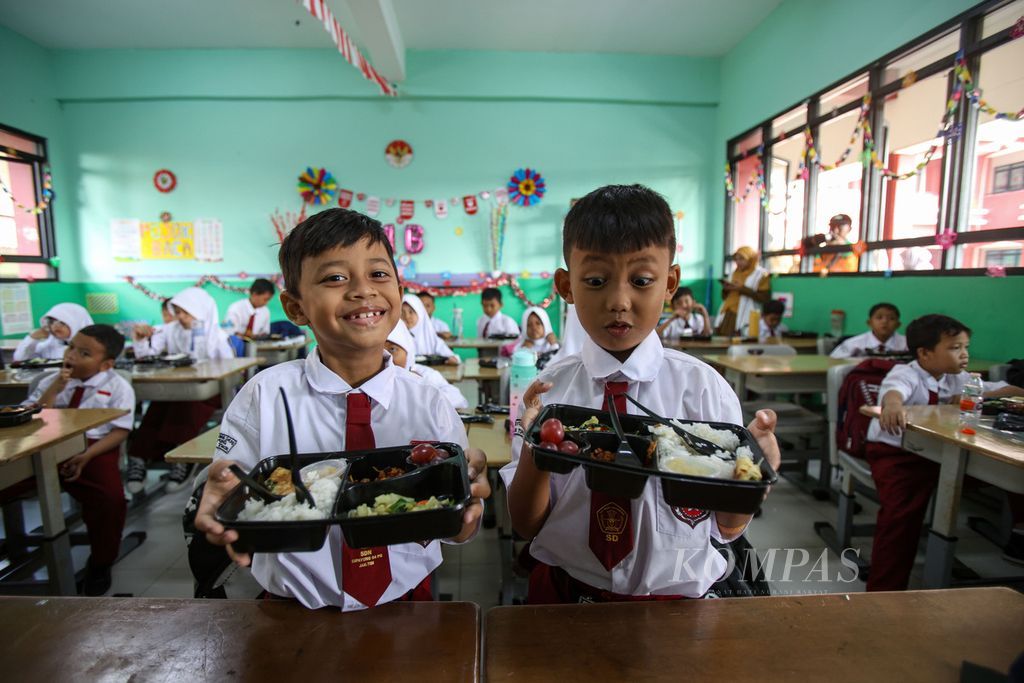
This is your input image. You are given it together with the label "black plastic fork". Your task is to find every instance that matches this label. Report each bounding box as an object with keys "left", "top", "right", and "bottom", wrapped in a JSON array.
[
  {"left": 605, "top": 397, "right": 642, "bottom": 465},
  {"left": 622, "top": 393, "right": 721, "bottom": 456}
]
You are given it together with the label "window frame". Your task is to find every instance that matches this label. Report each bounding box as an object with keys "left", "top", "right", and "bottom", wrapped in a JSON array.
[
  {"left": 0, "top": 122, "right": 58, "bottom": 282},
  {"left": 724, "top": 0, "right": 1024, "bottom": 277}
]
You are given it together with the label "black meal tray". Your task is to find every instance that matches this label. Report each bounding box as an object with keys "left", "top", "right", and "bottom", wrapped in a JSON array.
[
  {"left": 477, "top": 357, "right": 499, "bottom": 369},
  {"left": 485, "top": 333, "right": 518, "bottom": 340},
  {"left": 9, "top": 359, "right": 64, "bottom": 369},
  {"left": 0, "top": 404, "right": 41, "bottom": 428},
  {"left": 526, "top": 404, "right": 776, "bottom": 514},
  {"left": 781, "top": 331, "right": 818, "bottom": 339},
  {"left": 216, "top": 443, "right": 469, "bottom": 553},
  {"left": 130, "top": 355, "right": 195, "bottom": 368},
  {"left": 415, "top": 354, "right": 450, "bottom": 366}
]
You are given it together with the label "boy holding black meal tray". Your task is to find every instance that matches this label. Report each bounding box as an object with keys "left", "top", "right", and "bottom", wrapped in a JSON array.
[
  {"left": 502, "top": 184, "right": 782, "bottom": 603},
  {"left": 194, "top": 208, "right": 491, "bottom": 610}
]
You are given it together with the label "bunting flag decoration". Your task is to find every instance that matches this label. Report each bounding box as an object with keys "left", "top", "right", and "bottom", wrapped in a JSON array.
[
  {"left": 297, "top": 0, "right": 397, "bottom": 97},
  {"left": 463, "top": 195, "right": 478, "bottom": 215}
]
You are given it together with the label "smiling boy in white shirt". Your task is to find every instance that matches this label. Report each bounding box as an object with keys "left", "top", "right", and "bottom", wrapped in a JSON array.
[
  {"left": 501, "top": 184, "right": 781, "bottom": 603},
  {"left": 194, "top": 208, "right": 490, "bottom": 610}
]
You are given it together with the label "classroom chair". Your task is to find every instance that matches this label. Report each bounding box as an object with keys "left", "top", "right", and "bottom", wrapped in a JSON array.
[{"left": 817, "top": 337, "right": 840, "bottom": 355}]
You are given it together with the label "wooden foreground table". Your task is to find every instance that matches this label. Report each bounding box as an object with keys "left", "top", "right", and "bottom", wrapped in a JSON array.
[
  {"left": 0, "top": 597, "right": 480, "bottom": 682},
  {"left": 486, "top": 588, "right": 1023, "bottom": 682}
]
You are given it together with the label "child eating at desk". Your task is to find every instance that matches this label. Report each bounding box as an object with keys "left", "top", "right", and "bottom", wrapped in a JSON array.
[
  {"left": 417, "top": 291, "right": 453, "bottom": 340},
  {"left": 194, "top": 208, "right": 490, "bottom": 610},
  {"left": 866, "top": 314, "right": 1024, "bottom": 590},
  {"left": 225, "top": 278, "right": 276, "bottom": 338},
  {"left": 24, "top": 324, "right": 134, "bottom": 595},
  {"left": 13, "top": 303, "right": 93, "bottom": 362},
  {"left": 512, "top": 306, "right": 560, "bottom": 357},
  {"left": 657, "top": 287, "right": 709, "bottom": 339},
  {"left": 401, "top": 293, "right": 460, "bottom": 364},
  {"left": 754, "top": 299, "right": 788, "bottom": 342},
  {"left": 502, "top": 184, "right": 781, "bottom": 603},
  {"left": 386, "top": 320, "right": 468, "bottom": 410},
  {"left": 477, "top": 287, "right": 520, "bottom": 338},
  {"left": 830, "top": 302, "right": 907, "bottom": 358}
]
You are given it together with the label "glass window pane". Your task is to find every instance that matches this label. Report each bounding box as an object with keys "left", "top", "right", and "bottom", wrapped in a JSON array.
[
  {"left": 877, "top": 71, "right": 948, "bottom": 243},
  {"left": 0, "top": 261, "right": 53, "bottom": 280},
  {"left": 729, "top": 154, "right": 762, "bottom": 253},
  {"left": 0, "top": 158, "right": 43, "bottom": 257},
  {"left": 731, "top": 129, "right": 762, "bottom": 157},
  {"left": 0, "top": 129, "right": 42, "bottom": 157},
  {"left": 813, "top": 109, "right": 864, "bottom": 241},
  {"left": 959, "top": 240, "right": 1024, "bottom": 268},
  {"left": 772, "top": 105, "right": 807, "bottom": 139},
  {"left": 819, "top": 74, "right": 869, "bottom": 115},
  {"left": 966, "top": 38, "right": 1024, "bottom": 233},
  {"left": 766, "top": 135, "right": 806, "bottom": 254},
  {"left": 983, "top": 0, "right": 1024, "bottom": 38},
  {"left": 882, "top": 30, "right": 959, "bottom": 86}
]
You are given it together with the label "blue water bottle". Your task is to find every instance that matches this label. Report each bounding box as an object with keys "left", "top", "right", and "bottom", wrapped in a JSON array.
[{"left": 508, "top": 349, "right": 537, "bottom": 427}]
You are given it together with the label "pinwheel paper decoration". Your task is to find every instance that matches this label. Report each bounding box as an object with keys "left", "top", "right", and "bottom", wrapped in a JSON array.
[
  {"left": 507, "top": 168, "right": 546, "bottom": 207},
  {"left": 297, "top": 167, "right": 338, "bottom": 205}
]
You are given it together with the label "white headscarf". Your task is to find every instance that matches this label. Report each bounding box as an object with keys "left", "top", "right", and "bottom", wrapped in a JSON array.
[
  {"left": 549, "top": 304, "right": 584, "bottom": 363},
  {"left": 514, "top": 306, "right": 557, "bottom": 355},
  {"left": 386, "top": 319, "right": 416, "bottom": 369},
  {"left": 169, "top": 287, "right": 233, "bottom": 359},
  {"left": 402, "top": 293, "right": 457, "bottom": 359},
  {"left": 41, "top": 303, "right": 93, "bottom": 338}
]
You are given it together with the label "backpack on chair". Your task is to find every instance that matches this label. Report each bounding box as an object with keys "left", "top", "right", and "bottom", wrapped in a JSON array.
[{"left": 835, "top": 358, "right": 902, "bottom": 459}]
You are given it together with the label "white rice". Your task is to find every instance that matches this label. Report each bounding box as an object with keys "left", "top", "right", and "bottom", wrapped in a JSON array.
[
  {"left": 648, "top": 423, "right": 760, "bottom": 480},
  {"left": 668, "top": 419, "right": 741, "bottom": 451},
  {"left": 236, "top": 472, "right": 340, "bottom": 522}
]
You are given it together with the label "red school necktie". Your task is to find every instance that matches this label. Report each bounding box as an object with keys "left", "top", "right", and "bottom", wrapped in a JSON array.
[
  {"left": 482, "top": 320, "right": 490, "bottom": 337},
  {"left": 68, "top": 385, "right": 85, "bottom": 408},
  {"left": 340, "top": 392, "right": 393, "bottom": 607},
  {"left": 244, "top": 313, "right": 255, "bottom": 336},
  {"left": 928, "top": 390, "right": 938, "bottom": 405},
  {"left": 588, "top": 381, "right": 635, "bottom": 571}
]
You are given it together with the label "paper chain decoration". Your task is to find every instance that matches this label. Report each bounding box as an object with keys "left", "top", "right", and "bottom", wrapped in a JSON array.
[
  {"left": 124, "top": 274, "right": 284, "bottom": 300},
  {"left": 0, "top": 169, "right": 53, "bottom": 215},
  {"left": 404, "top": 272, "right": 557, "bottom": 309}
]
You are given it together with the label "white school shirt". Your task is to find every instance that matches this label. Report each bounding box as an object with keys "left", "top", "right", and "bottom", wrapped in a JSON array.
[
  {"left": 14, "top": 335, "right": 68, "bottom": 361},
  {"left": 514, "top": 337, "right": 559, "bottom": 356},
  {"left": 756, "top": 319, "right": 788, "bottom": 342},
  {"left": 500, "top": 332, "right": 742, "bottom": 597},
  {"left": 476, "top": 311, "right": 520, "bottom": 338},
  {"left": 866, "top": 360, "right": 1008, "bottom": 448},
  {"left": 134, "top": 321, "right": 234, "bottom": 360},
  {"left": 830, "top": 331, "right": 908, "bottom": 358},
  {"left": 411, "top": 363, "right": 469, "bottom": 411},
  {"left": 213, "top": 351, "right": 469, "bottom": 611},
  {"left": 25, "top": 370, "right": 135, "bottom": 440},
  {"left": 431, "top": 317, "right": 451, "bottom": 336},
  {"left": 660, "top": 313, "right": 705, "bottom": 339},
  {"left": 225, "top": 299, "right": 271, "bottom": 337}
]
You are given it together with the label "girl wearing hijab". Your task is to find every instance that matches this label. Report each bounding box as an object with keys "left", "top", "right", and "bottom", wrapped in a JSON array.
[
  {"left": 14, "top": 303, "right": 94, "bottom": 361},
  {"left": 513, "top": 306, "right": 559, "bottom": 356},
  {"left": 386, "top": 320, "right": 468, "bottom": 410},
  {"left": 714, "top": 246, "right": 771, "bottom": 337},
  {"left": 400, "top": 293, "right": 459, "bottom": 365},
  {"left": 128, "top": 288, "right": 234, "bottom": 493}
]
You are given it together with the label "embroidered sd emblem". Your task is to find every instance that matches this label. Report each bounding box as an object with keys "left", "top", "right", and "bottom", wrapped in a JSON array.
[
  {"left": 671, "top": 507, "right": 709, "bottom": 528},
  {"left": 596, "top": 501, "right": 629, "bottom": 535}
]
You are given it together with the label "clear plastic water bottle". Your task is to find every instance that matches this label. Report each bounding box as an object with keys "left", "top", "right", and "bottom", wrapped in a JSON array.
[
  {"left": 508, "top": 349, "right": 537, "bottom": 427},
  {"left": 959, "top": 372, "right": 984, "bottom": 426},
  {"left": 452, "top": 307, "right": 463, "bottom": 339},
  {"left": 830, "top": 309, "right": 846, "bottom": 338},
  {"left": 191, "top": 320, "right": 208, "bottom": 360}
]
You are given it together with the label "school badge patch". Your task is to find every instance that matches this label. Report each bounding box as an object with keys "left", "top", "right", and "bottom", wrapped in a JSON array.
[
  {"left": 671, "top": 507, "right": 709, "bottom": 528},
  {"left": 216, "top": 433, "right": 238, "bottom": 454},
  {"left": 596, "top": 501, "right": 629, "bottom": 535}
]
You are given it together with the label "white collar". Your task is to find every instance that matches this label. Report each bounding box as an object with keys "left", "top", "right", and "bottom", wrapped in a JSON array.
[
  {"left": 68, "top": 369, "right": 115, "bottom": 390},
  {"left": 580, "top": 331, "right": 663, "bottom": 384},
  {"left": 303, "top": 349, "right": 396, "bottom": 410}
]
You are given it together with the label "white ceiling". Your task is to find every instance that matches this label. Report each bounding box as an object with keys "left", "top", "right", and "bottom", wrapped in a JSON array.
[{"left": 0, "top": 0, "right": 780, "bottom": 56}]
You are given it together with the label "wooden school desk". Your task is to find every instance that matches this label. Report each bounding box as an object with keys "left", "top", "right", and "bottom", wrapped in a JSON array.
[
  {"left": 0, "top": 408, "right": 128, "bottom": 594},
  {"left": 0, "top": 597, "right": 481, "bottom": 682},
  {"left": 664, "top": 336, "right": 819, "bottom": 357},
  {"left": 462, "top": 358, "right": 500, "bottom": 382},
  {"left": 244, "top": 335, "right": 306, "bottom": 367},
  {"left": 449, "top": 337, "right": 505, "bottom": 358},
  {"left": 435, "top": 362, "right": 465, "bottom": 383},
  {"left": 485, "top": 588, "right": 1024, "bottom": 682},
  {"left": 131, "top": 357, "right": 259, "bottom": 408},
  {"left": 859, "top": 404, "right": 1024, "bottom": 587}
]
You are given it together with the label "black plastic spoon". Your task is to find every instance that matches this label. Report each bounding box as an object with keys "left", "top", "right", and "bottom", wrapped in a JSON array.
[
  {"left": 280, "top": 387, "right": 315, "bottom": 508},
  {"left": 622, "top": 393, "right": 722, "bottom": 456}
]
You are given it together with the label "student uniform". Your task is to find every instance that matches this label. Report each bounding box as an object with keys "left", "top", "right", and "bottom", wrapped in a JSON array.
[
  {"left": 830, "top": 331, "right": 908, "bottom": 358},
  {"left": 513, "top": 306, "right": 560, "bottom": 356},
  {"left": 388, "top": 320, "right": 468, "bottom": 411},
  {"left": 214, "top": 351, "right": 470, "bottom": 610},
  {"left": 225, "top": 299, "right": 271, "bottom": 337},
  {"left": 756, "top": 319, "right": 788, "bottom": 342},
  {"left": 131, "top": 288, "right": 234, "bottom": 463},
  {"left": 864, "top": 361, "right": 1009, "bottom": 591},
  {"left": 431, "top": 317, "right": 451, "bottom": 336},
  {"left": 500, "top": 332, "right": 743, "bottom": 601},
  {"left": 476, "top": 311, "right": 520, "bottom": 338},
  {"left": 660, "top": 313, "right": 705, "bottom": 339},
  {"left": 402, "top": 294, "right": 459, "bottom": 361},
  {"left": 25, "top": 369, "right": 134, "bottom": 565},
  {"left": 13, "top": 303, "right": 94, "bottom": 362}
]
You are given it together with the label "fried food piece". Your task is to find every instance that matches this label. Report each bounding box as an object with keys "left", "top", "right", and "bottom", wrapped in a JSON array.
[
  {"left": 589, "top": 448, "right": 615, "bottom": 463},
  {"left": 265, "top": 467, "right": 295, "bottom": 495},
  {"left": 733, "top": 455, "right": 762, "bottom": 482}
]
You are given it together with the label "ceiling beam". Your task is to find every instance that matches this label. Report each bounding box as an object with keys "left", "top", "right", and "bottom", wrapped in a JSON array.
[{"left": 345, "top": 0, "right": 406, "bottom": 83}]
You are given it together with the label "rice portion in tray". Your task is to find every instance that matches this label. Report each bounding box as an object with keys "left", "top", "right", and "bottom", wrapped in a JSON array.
[
  {"left": 649, "top": 423, "right": 762, "bottom": 481},
  {"left": 237, "top": 469, "right": 341, "bottom": 522}
]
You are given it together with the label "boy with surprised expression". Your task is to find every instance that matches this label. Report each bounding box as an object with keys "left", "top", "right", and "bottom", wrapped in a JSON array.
[{"left": 503, "top": 185, "right": 781, "bottom": 603}]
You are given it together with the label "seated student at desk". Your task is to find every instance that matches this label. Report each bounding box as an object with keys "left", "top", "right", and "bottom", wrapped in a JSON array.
[
  {"left": 417, "top": 291, "right": 452, "bottom": 340},
  {"left": 13, "top": 303, "right": 93, "bottom": 362},
  {"left": 129, "top": 287, "right": 235, "bottom": 494},
  {"left": 401, "top": 294, "right": 460, "bottom": 365},
  {"left": 866, "top": 314, "right": 1024, "bottom": 591},
  {"left": 386, "top": 320, "right": 468, "bottom": 410},
  {"left": 225, "top": 278, "right": 276, "bottom": 337},
  {"left": 658, "top": 287, "right": 710, "bottom": 339},
  {"left": 23, "top": 324, "right": 134, "bottom": 596},
  {"left": 477, "top": 287, "right": 520, "bottom": 338},
  {"left": 831, "top": 302, "right": 907, "bottom": 358},
  {"left": 753, "top": 299, "right": 788, "bottom": 342},
  {"left": 512, "top": 306, "right": 559, "bottom": 356}
]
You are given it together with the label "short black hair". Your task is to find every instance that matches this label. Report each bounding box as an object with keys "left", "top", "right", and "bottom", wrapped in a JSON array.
[
  {"left": 160, "top": 298, "right": 171, "bottom": 311},
  {"left": 763, "top": 299, "right": 785, "bottom": 316},
  {"left": 869, "top": 302, "right": 900, "bottom": 318},
  {"left": 78, "top": 324, "right": 125, "bottom": 360},
  {"left": 251, "top": 278, "right": 276, "bottom": 296},
  {"left": 416, "top": 291, "right": 434, "bottom": 302},
  {"left": 481, "top": 287, "right": 502, "bottom": 303},
  {"left": 906, "top": 314, "right": 971, "bottom": 358},
  {"left": 829, "top": 213, "right": 852, "bottom": 227},
  {"left": 672, "top": 287, "right": 694, "bottom": 303},
  {"left": 278, "top": 208, "right": 396, "bottom": 296},
  {"left": 562, "top": 184, "right": 675, "bottom": 262}
]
